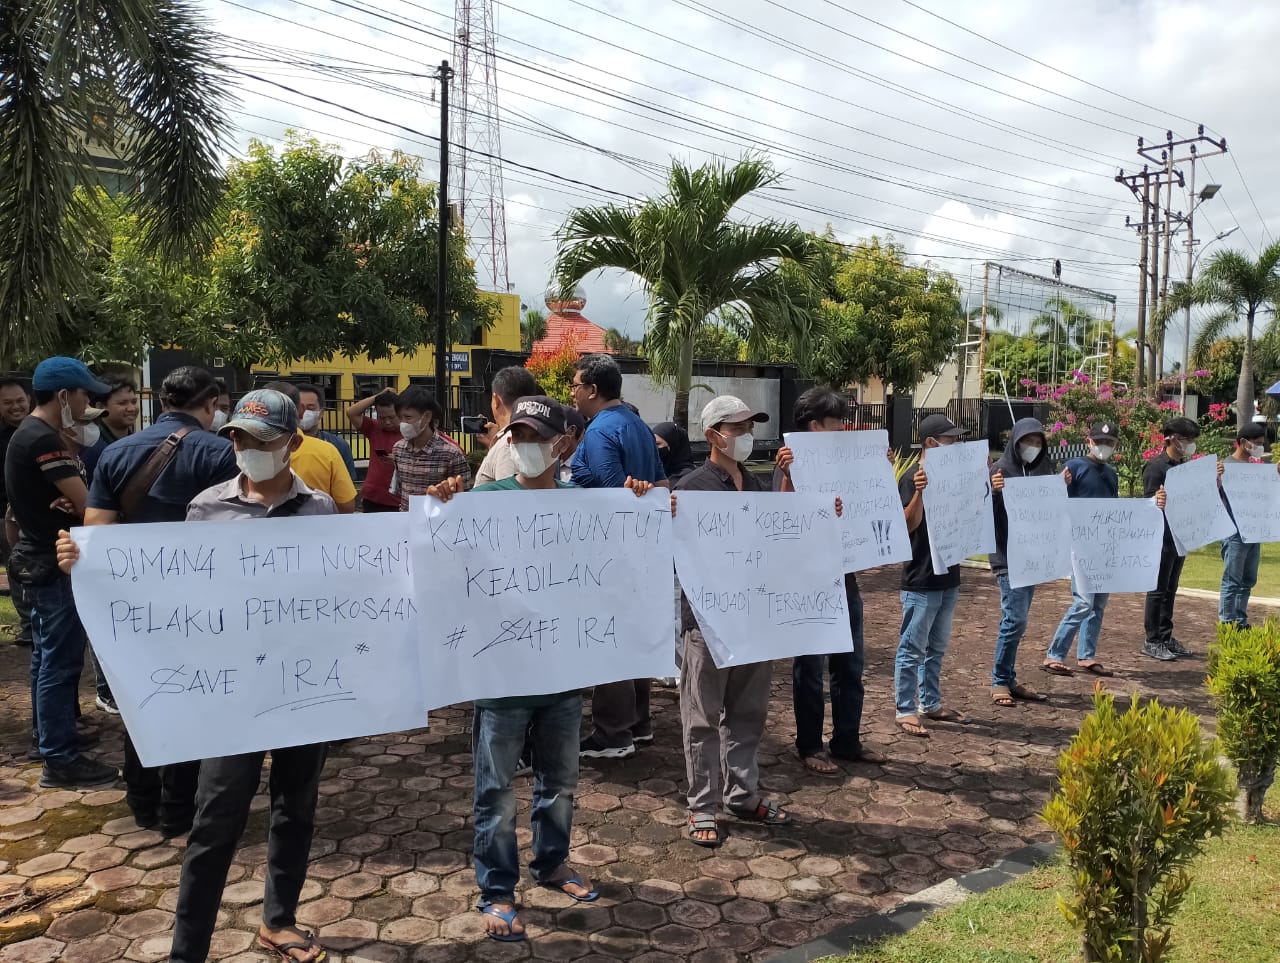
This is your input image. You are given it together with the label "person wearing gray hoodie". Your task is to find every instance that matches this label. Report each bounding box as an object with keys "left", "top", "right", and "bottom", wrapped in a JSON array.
[{"left": 987, "top": 418, "right": 1056, "bottom": 707}]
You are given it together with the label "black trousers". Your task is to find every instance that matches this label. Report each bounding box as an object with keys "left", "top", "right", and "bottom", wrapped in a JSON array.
[
  {"left": 168, "top": 744, "right": 326, "bottom": 963},
  {"left": 122, "top": 734, "right": 200, "bottom": 830},
  {"left": 1144, "top": 542, "right": 1185, "bottom": 645},
  {"left": 589, "top": 680, "right": 652, "bottom": 748},
  {"left": 793, "top": 574, "right": 866, "bottom": 758}
]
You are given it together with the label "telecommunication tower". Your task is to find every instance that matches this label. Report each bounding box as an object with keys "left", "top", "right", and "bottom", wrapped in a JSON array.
[{"left": 450, "top": 0, "right": 510, "bottom": 293}]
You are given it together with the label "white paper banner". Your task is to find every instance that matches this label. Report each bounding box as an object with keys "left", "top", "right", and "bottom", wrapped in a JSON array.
[
  {"left": 920, "top": 441, "right": 997, "bottom": 575},
  {"left": 1003, "top": 474, "right": 1074, "bottom": 588},
  {"left": 783, "top": 430, "right": 912, "bottom": 572},
  {"left": 1068, "top": 498, "right": 1165, "bottom": 594},
  {"left": 672, "top": 491, "right": 852, "bottom": 667},
  {"left": 410, "top": 489, "right": 675, "bottom": 708},
  {"left": 1221, "top": 462, "right": 1280, "bottom": 544},
  {"left": 1163, "top": 456, "right": 1236, "bottom": 555},
  {"left": 70, "top": 514, "right": 426, "bottom": 766}
]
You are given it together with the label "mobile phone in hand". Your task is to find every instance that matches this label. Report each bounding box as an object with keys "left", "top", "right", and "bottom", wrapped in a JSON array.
[{"left": 460, "top": 415, "right": 488, "bottom": 434}]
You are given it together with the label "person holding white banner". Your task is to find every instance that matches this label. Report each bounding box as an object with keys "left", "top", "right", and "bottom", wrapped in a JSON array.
[
  {"left": 775, "top": 388, "right": 887, "bottom": 773},
  {"left": 425, "top": 397, "right": 655, "bottom": 941},
  {"left": 674, "top": 395, "right": 790, "bottom": 846},
  {"left": 1141, "top": 417, "right": 1217, "bottom": 661},
  {"left": 1219, "top": 423, "right": 1273, "bottom": 628},
  {"left": 986, "top": 418, "right": 1053, "bottom": 707},
  {"left": 894, "top": 415, "right": 983, "bottom": 738},
  {"left": 67, "top": 389, "right": 339, "bottom": 963}
]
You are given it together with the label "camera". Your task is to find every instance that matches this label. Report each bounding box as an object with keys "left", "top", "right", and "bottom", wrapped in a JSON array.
[{"left": 460, "top": 415, "right": 489, "bottom": 434}]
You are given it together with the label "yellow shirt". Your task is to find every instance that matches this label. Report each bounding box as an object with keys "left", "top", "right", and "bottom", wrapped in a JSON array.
[{"left": 290, "top": 433, "right": 357, "bottom": 506}]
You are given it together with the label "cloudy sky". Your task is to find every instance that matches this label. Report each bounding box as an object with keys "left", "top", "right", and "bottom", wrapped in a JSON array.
[{"left": 204, "top": 0, "right": 1279, "bottom": 349}]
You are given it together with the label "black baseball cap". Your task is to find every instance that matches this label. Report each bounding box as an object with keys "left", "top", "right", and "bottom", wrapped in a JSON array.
[
  {"left": 1238, "top": 422, "right": 1266, "bottom": 441},
  {"left": 504, "top": 396, "right": 567, "bottom": 439},
  {"left": 1088, "top": 422, "right": 1117, "bottom": 442},
  {"left": 919, "top": 414, "right": 967, "bottom": 441}
]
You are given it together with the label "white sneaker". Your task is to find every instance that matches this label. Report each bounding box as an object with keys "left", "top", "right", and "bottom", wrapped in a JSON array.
[{"left": 95, "top": 695, "right": 121, "bottom": 715}]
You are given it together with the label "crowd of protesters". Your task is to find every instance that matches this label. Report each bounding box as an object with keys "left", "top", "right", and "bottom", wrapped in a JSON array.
[{"left": 1, "top": 349, "right": 1272, "bottom": 958}]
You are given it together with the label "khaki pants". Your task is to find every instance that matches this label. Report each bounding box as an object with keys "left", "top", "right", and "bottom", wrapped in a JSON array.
[{"left": 679, "top": 629, "right": 772, "bottom": 814}]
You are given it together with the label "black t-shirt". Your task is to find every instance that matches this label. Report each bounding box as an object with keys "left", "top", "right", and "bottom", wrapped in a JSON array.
[
  {"left": 4, "top": 417, "right": 83, "bottom": 584},
  {"left": 898, "top": 467, "right": 961, "bottom": 591}
]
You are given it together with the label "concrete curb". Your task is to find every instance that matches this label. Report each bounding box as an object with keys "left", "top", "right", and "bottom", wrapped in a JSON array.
[
  {"left": 956, "top": 559, "right": 1280, "bottom": 609},
  {"left": 767, "top": 842, "right": 1058, "bottom": 962}
]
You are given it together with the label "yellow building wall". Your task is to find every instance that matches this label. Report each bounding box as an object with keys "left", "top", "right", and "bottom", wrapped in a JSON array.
[{"left": 278, "top": 291, "right": 521, "bottom": 396}]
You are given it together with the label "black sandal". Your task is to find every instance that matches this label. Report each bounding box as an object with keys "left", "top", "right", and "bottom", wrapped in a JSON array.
[{"left": 688, "top": 812, "right": 721, "bottom": 848}]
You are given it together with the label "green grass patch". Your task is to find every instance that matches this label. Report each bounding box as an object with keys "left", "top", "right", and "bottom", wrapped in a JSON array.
[
  {"left": 1179, "top": 541, "right": 1280, "bottom": 595},
  {"left": 827, "top": 786, "right": 1280, "bottom": 962},
  {"left": 0, "top": 593, "right": 17, "bottom": 628}
]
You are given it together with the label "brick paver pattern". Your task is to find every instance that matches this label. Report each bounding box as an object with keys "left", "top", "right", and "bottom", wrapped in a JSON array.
[{"left": 0, "top": 569, "right": 1220, "bottom": 961}]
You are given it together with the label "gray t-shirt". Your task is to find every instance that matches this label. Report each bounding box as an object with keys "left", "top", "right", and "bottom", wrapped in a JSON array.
[{"left": 186, "top": 473, "right": 337, "bottom": 521}]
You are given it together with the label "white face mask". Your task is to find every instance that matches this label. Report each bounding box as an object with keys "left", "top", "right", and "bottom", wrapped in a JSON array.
[
  {"left": 300, "top": 409, "right": 322, "bottom": 431},
  {"left": 59, "top": 398, "right": 76, "bottom": 430},
  {"left": 76, "top": 422, "right": 100, "bottom": 448},
  {"left": 511, "top": 440, "right": 556, "bottom": 478},
  {"left": 715, "top": 429, "right": 754, "bottom": 462},
  {"left": 399, "top": 420, "right": 421, "bottom": 441},
  {"left": 1252, "top": 444, "right": 1267, "bottom": 459},
  {"left": 1019, "top": 444, "right": 1042, "bottom": 464},
  {"left": 210, "top": 410, "right": 228, "bottom": 432},
  {"left": 237, "top": 444, "right": 291, "bottom": 483},
  {"left": 1179, "top": 440, "right": 1197, "bottom": 458},
  {"left": 1091, "top": 443, "right": 1115, "bottom": 461}
]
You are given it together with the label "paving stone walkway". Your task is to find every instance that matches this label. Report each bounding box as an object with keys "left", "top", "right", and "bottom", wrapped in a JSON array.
[{"left": 0, "top": 568, "right": 1220, "bottom": 962}]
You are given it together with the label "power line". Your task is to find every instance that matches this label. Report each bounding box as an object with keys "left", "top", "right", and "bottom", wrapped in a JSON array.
[{"left": 890, "top": 0, "right": 1200, "bottom": 129}]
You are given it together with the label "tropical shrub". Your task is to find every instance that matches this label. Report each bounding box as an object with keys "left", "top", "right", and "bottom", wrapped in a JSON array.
[
  {"left": 1207, "top": 619, "right": 1280, "bottom": 824},
  {"left": 1042, "top": 689, "right": 1232, "bottom": 963},
  {"left": 524, "top": 335, "right": 581, "bottom": 404}
]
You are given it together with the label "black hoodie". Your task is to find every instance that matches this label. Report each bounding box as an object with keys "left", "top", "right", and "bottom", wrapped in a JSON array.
[{"left": 988, "top": 417, "right": 1054, "bottom": 577}]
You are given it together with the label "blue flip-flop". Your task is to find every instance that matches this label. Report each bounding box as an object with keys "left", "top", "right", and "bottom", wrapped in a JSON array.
[
  {"left": 541, "top": 872, "right": 601, "bottom": 903},
  {"left": 479, "top": 903, "right": 527, "bottom": 942}
]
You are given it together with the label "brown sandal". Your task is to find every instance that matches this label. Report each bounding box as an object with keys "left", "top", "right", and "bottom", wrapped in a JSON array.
[
  {"left": 1009, "top": 683, "right": 1047, "bottom": 702},
  {"left": 1040, "top": 661, "right": 1072, "bottom": 676},
  {"left": 257, "top": 929, "right": 327, "bottom": 963},
  {"left": 992, "top": 686, "right": 1016, "bottom": 707},
  {"left": 896, "top": 716, "right": 929, "bottom": 737},
  {"left": 800, "top": 751, "right": 842, "bottom": 776}
]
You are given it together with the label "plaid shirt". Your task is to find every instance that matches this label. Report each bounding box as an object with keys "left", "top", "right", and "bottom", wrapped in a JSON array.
[{"left": 392, "top": 433, "right": 472, "bottom": 510}]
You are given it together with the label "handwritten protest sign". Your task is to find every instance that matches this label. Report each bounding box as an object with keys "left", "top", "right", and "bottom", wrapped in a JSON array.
[
  {"left": 1163, "top": 456, "right": 1236, "bottom": 554},
  {"left": 1221, "top": 462, "right": 1280, "bottom": 544},
  {"left": 1068, "top": 498, "right": 1165, "bottom": 593},
  {"left": 69, "top": 514, "right": 425, "bottom": 766},
  {"left": 672, "top": 491, "right": 852, "bottom": 667},
  {"left": 410, "top": 489, "right": 675, "bottom": 708},
  {"left": 1002, "top": 475, "right": 1073, "bottom": 588},
  {"left": 919, "top": 440, "right": 996, "bottom": 575},
  {"left": 783, "top": 429, "right": 911, "bottom": 572}
]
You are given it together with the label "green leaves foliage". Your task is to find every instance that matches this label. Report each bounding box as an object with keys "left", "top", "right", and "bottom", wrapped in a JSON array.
[
  {"left": 0, "top": 0, "right": 228, "bottom": 367},
  {"left": 806, "top": 236, "right": 963, "bottom": 394},
  {"left": 1042, "top": 690, "right": 1232, "bottom": 962},
  {"left": 1207, "top": 620, "right": 1280, "bottom": 823},
  {"left": 553, "top": 156, "right": 821, "bottom": 424}
]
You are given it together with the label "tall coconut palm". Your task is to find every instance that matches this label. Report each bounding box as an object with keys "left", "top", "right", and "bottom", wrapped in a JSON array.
[
  {"left": 0, "top": 0, "right": 227, "bottom": 367},
  {"left": 552, "top": 157, "right": 821, "bottom": 425},
  {"left": 1164, "top": 243, "right": 1280, "bottom": 430}
]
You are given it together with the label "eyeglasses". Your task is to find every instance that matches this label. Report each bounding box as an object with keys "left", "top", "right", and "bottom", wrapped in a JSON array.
[{"left": 569, "top": 380, "right": 587, "bottom": 392}]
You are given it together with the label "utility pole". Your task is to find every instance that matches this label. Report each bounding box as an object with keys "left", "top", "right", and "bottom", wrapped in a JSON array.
[
  {"left": 1118, "top": 168, "right": 1152, "bottom": 392},
  {"left": 434, "top": 60, "right": 453, "bottom": 422}
]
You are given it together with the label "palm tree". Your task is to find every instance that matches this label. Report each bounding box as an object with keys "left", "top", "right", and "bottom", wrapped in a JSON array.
[
  {"left": 0, "top": 0, "right": 227, "bottom": 367},
  {"left": 520, "top": 308, "right": 547, "bottom": 351},
  {"left": 552, "top": 157, "right": 820, "bottom": 425},
  {"left": 1165, "top": 243, "right": 1280, "bottom": 429}
]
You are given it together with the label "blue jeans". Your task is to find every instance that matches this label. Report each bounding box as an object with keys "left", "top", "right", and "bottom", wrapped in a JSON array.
[
  {"left": 793, "top": 574, "right": 865, "bottom": 758},
  {"left": 1047, "top": 577, "right": 1109, "bottom": 663},
  {"left": 1219, "top": 534, "right": 1261, "bottom": 627},
  {"left": 472, "top": 694, "right": 582, "bottom": 906},
  {"left": 895, "top": 588, "right": 959, "bottom": 718},
  {"left": 29, "top": 576, "right": 88, "bottom": 767},
  {"left": 992, "top": 574, "right": 1035, "bottom": 688}
]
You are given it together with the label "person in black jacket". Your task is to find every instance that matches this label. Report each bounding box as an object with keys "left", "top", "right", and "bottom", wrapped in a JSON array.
[
  {"left": 653, "top": 421, "right": 696, "bottom": 486},
  {"left": 1141, "top": 416, "right": 1215, "bottom": 661},
  {"left": 987, "top": 418, "right": 1055, "bottom": 707}
]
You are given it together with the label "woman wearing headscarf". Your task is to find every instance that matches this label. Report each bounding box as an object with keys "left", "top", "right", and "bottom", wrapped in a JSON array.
[{"left": 653, "top": 422, "right": 696, "bottom": 486}]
